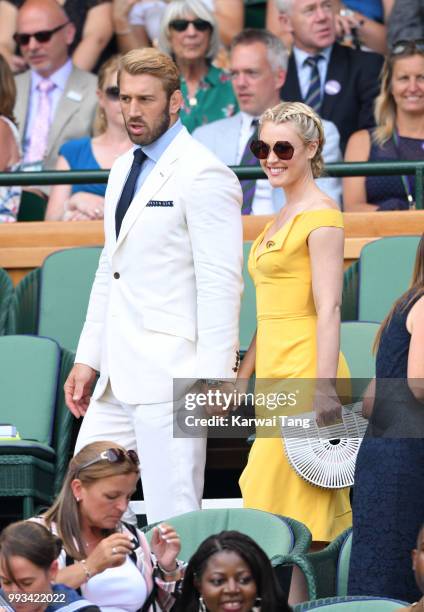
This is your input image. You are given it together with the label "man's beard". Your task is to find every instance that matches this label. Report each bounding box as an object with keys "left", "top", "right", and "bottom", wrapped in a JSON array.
[{"left": 126, "top": 106, "right": 171, "bottom": 146}]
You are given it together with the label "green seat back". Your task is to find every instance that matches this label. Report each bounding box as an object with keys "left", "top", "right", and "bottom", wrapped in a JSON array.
[
  {"left": 340, "top": 321, "right": 379, "bottom": 397},
  {"left": 17, "top": 190, "right": 47, "bottom": 222},
  {"left": 240, "top": 241, "right": 256, "bottom": 352},
  {"left": 294, "top": 597, "right": 408, "bottom": 611},
  {"left": 38, "top": 247, "right": 102, "bottom": 352},
  {"left": 336, "top": 531, "right": 352, "bottom": 596},
  {"left": 0, "top": 268, "right": 13, "bottom": 335},
  {"left": 0, "top": 335, "right": 60, "bottom": 445},
  {"left": 146, "top": 508, "right": 295, "bottom": 566},
  {"left": 358, "top": 236, "right": 420, "bottom": 322}
]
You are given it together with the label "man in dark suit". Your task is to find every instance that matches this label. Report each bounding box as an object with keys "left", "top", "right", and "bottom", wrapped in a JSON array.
[{"left": 277, "top": 0, "right": 384, "bottom": 152}]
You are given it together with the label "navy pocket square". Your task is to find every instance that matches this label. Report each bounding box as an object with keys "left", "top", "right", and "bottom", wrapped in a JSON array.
[{"left": 146, "top": 200, "right": 174, "bottom": 207}]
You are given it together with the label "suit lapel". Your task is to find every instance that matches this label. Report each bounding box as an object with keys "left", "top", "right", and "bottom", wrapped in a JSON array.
[
  {"left": 223, "top": 114, "right": 242, "bottom": 165},
  {"left": 321, "top": 44, "right": 344, "bottom": 118},
  {"left": 112, "top": 129, "right": 189, "bottom": 253},
  {"left": 281, "top": 53, "right": 302, "bottom": 102},
  {"left": 15, "top": 73, "right": 31, "bottom": 140},
  {"left": 46, "top": 66, "right": 84, "bottom": 159}
]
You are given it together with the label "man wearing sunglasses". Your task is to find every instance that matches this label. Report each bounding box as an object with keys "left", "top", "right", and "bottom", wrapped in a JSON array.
[
  {"left": 13, "top": 0, "right": 97, "bottom": 173},
  {"left": 277, "top": 0, "right": 383, "bottom": 152},
  {"left": 193, "top": 28, "right": 342, "bottom": 213},
  {"left": 64, "top": 48, "right": 243, "bottom": 524}
]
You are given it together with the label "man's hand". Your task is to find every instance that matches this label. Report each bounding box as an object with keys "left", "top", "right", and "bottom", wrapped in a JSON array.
[
  {"left": 200, "top": 381, "right": 237, "bottom": 416},
  {"left": 64, "top": 363, "right": 97, "bottom": 418}
]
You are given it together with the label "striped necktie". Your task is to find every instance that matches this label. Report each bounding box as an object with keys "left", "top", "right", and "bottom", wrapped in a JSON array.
[
  {"left": 240, "top": 118, "right": 259, "bottom": 215},
  {"left": 304, "top": 55, "right": 323, "bottom": 113}
]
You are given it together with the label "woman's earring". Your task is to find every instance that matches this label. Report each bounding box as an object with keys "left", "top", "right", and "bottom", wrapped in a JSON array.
[
  {"left": 252, "top": 596, "right": 262, "bottom": 611},
  {"left": 198, "top": 596, "right": 207, "bottom": 612},
  {"left": 76, "top": 497, "right": 80, "bottom": 502}
]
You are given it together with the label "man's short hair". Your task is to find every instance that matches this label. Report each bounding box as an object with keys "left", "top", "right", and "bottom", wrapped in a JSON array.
[
  {"left": 230, "top": 28, "right": 289, "bottom": 72},
  {"left": 118, "top": 48, "right": 180, "bottom": 99},
  {"left": 275, "top": 0, "right": 294, "bottom": 13}
]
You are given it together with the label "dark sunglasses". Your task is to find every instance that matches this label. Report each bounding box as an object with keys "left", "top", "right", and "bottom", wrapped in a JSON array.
[
  {"left": 104, "top": 86, "right": 120, "bottom": 101},
  {"left": 169, "top": 18, "right": 212, "bottom": 32},
  {"left": 76, "top": 448, "right": 139, "bottom": 475},
  {"left": 391, "top": 39, "right": 424, "bottom": 56},
  {"left": 250, "top": 139, "right": 295, "bottom": 161},
  {"left": 14, "top": 21, "right": 70, "bottom": 46}
]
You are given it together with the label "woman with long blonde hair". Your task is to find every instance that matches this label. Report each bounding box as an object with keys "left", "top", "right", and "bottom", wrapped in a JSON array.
[
  {"left": 349, "top": 235, "right": 424, "bottom": 600},
  {"left": 344, "top": 39, "right": 424, "bottom": 211}
]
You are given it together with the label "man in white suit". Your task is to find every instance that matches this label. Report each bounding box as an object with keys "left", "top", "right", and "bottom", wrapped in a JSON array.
[
  {"left": 193, "top": 29, "right": 342, "bottom": 213},
  {"left": 65, "top": 48, "right": 243, "bottom": 524}
]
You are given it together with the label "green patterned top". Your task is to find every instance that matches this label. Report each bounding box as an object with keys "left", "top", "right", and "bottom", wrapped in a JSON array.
[{"left": 179, "top": 64, "right": 238, "bottom": 133}]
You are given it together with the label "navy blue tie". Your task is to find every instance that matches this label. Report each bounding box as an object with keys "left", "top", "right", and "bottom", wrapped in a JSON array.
[
  {"left": 304, "top": 55, "right": 323, "bottom": 113},
  {"left": 240, "top": 118, "right": 259, "bottom": 215},
  {"left": 115, "top": 148, "right": 147, "bottom": 238}
]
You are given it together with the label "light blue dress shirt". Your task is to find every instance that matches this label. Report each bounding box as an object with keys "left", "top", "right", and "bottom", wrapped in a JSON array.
[
  {"left": 133, "top": 118, "right": 184, "bottom": 194},
  {"left": 292, "top": 46, "right": 332, "bottom": 101}
]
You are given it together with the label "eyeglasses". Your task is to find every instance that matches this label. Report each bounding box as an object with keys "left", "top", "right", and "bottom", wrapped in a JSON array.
[
  {"left": 76, "top": 448, "right": 139, "bottom": 476},
  {"left": 104, "top": 86, "right": 120, "bottom": 101},
  {"left": 14, "top": 22, "right": 70, "bottom": 46},
  {"left": 169, "top": 18, "right": 212, "bottom": 32},
  {"left": 391, "top": 39, "right": 424, "bottom": 56},
  {"left": 250, "top": 139, "right": 295, "bottom": 161}
]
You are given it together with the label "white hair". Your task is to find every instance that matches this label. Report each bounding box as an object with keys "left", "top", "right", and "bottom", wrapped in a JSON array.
[
  {"left": 274, "top": 0, "right": 294, "bottom": 13},
  {"left": 158, "top": 0, "right": 220, "bottom": 61}
]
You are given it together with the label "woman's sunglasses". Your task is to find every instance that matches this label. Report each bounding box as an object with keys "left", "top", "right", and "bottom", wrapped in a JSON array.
[
  {"left": 169, "top": 18, "right": 212, "bottom": 32},
  {"left": 13, "top": 22, "right": 70, "bottom": 46},
  {"left": 104, "top": 86, "right": 120, "bottom": 101},
  {"left": 76, "top": 448, "right": 139, "bottom": 476},
  {"left": 250, "top": 139, "right": 295, "bottom": 161},
  {"left": 391, "top": 39, "right": 424, "bottom": 56}
]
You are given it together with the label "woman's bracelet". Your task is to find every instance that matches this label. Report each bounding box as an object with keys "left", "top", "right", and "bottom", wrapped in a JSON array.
[
  {"left": 80, "top": 559, "right": 93, "bottom": 582},
  {"left": 157, "top": 560, "right": 182, "bottom": 579}
]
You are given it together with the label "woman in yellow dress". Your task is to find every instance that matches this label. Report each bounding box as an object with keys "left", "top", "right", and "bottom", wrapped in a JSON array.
[{"left": 238, "top": 102, "right": 352, "bottom": 553}]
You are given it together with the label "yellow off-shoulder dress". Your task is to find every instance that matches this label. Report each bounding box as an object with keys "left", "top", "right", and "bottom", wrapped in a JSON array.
[{"left": 239, "top": 209, "right": 352, "bottom": 542}]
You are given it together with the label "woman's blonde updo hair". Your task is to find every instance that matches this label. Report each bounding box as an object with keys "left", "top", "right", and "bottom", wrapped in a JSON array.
[
  {"left": 93, "top": 55, "right": 122, "bottom": 136},
  {"left": 260, "top": 101, "right": 325, "bottom": 178}
]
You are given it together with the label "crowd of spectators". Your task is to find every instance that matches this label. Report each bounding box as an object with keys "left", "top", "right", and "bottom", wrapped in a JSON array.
[{"left": 0, "top": 0, "right": 422, "bottom": 220}]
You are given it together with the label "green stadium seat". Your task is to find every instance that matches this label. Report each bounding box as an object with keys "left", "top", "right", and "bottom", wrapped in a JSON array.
[
  {"left": 306, "top": 528, "right": 352, "bottom": 599},
  {"left": 340, "top": 321, "right": 379, "bottom": 397},
  {"left": 358, "top": 236, "right": 420, "bottom": 322},
  {"left": 144, "top": 508, "right": 317, "bottom": 599},
  {"left": 0, "top": 336, "right": 74, "bottom": 517},
  {"left": 12, "top": 247, "right": 102, "bottom": 351},
  {"left": 0, "top": 268, "right": 13, "bottom": 335},
  {"left": 294, "top": 596, "right": 408, "bottom": 611}
]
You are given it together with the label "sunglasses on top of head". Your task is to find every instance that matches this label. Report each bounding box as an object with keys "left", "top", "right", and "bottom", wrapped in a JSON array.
[
  {"left": 169, "top": 18, "right": 212, "bottom": 32},
  {"left": 76, "top": 448, "right": 139, "bottom": 476},
  {"left": 13, "top": 21, "right": 70, "bottom": 46},
  {"left": 391, "top": 39, "right": 424, "bottom": 56},
  {"left": 250, "top": 139, "right": 295, "bottom": 161},
  {"left": 104, "top": 86, "right": 120, "bottom": 101}
]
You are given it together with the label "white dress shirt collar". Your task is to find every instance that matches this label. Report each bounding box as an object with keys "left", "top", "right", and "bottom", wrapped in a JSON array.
[{"left": 30, "top": 58, "right": 73, "bottom": 93}]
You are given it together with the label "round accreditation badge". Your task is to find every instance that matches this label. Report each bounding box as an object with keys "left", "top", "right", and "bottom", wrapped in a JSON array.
[{"left": 324, "top": 80, "right": 341, "bottom": 96}]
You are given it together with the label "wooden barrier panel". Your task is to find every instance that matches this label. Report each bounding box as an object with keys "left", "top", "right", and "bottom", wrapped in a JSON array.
[{"left": 1, "top": 211, "right": 424, "bottom": 284}]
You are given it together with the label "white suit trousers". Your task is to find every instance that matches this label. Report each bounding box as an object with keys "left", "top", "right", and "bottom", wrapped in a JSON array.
[{"left": 74, "top": 384, "right": 207, "bottom": 524}]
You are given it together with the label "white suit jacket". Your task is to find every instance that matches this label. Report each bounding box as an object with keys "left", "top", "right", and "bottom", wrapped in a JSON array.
[
  {"left": 193, "top": 112, "right": 343, "bottom": 207},
  {"left": 75, "top": 127, "right": 243, "bottom": 404}
]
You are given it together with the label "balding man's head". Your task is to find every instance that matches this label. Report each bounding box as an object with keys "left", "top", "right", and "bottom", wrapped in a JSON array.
[{"left": 16, "top": 0, "right": 75, "bottom": 77}]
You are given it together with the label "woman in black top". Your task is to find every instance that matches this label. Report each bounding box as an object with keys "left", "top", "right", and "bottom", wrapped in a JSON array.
[{"left": 348, "top": 235, "right": 424, "bottom": 602}]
